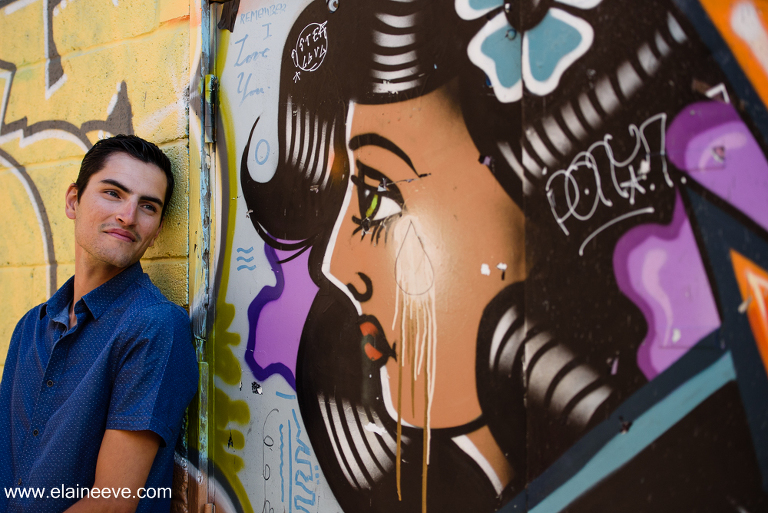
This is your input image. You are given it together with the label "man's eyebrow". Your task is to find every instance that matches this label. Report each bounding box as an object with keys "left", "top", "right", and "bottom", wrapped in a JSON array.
[
  {"left": 99, "top": 178, "right": 164, "bottom": 208},
  {"left": 348, "top": 133, "right": 419, "bottom": 177}
]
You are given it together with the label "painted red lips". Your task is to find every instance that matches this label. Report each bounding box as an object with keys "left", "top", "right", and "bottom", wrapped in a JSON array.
[
  {"left": 359, "top": 318, "right": 395, "bottom": 363},
  {"left": 361, "top": 321, "right": 384, "bottom": 361}
]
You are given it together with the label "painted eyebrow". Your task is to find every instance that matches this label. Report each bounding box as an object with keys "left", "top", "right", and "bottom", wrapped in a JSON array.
[
  {"left": 99, "top": 178, "right": 164, "bottom": 209},
  {"left": 348, "top": 133, "right": 420, "bottom": 177}
]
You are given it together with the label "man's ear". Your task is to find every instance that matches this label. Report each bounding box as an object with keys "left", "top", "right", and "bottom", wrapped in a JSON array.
[
  {"left": 148, "top": 219, "right": 164, "bottom": 248},
  {"left": 65, "top": 184, "right": 78, "bottom": 220}
]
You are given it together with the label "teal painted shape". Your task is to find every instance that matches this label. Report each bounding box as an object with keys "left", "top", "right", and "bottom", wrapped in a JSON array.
[
  {"left": 469, "top": 0, "right": 503, "bottom": 11},
  {"left": 527, "top": 11, "right": 583, "bottom": 82},
  {"left": 480, "top": 22, "right": 522, "bottom": 88},
  {"left": 530, "top": 351, "right": 737, "bottom": 513}
]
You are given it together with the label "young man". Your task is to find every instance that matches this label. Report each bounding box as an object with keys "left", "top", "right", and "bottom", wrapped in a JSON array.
[{"left": 0, "top": 135, "right": 199, "bottom": 513}]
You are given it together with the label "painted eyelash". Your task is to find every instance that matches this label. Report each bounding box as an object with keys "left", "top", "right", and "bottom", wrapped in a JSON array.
[{"left": 351, "top": 215, "right": 392, "bottom": 244}]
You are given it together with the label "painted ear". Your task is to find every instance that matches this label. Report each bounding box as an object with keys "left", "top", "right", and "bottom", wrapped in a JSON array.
[{"left": 65, "top": 184, "right": 78, "bottom": 220}]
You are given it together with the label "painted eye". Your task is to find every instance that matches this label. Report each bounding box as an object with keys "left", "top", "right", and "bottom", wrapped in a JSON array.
[
  {"left": 351, "top": 162, "right": 405, "bottom": 241},
  {"left": 368, "top": 195, "right": 402, "bottom": 221},
  {"left": 352, "top": 174, "right": 403, "bottom": 225}
]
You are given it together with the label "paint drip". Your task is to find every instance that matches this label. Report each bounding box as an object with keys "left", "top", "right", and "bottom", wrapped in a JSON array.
[{"left": 392, "top": 221, "right": 437, "bottom": 512}]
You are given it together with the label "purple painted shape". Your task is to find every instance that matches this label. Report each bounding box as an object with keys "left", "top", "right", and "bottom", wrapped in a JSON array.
[
  {"left": 615, "top": 100, "right": 768, "bottom": 379},
  {"left": 667, "top": 100, "right": 768, "bottom": 232},
  {"left": 614, "top": 192, "right": 721, "bottom": 380},
  {"left": 244, "top": 244, "right": 319, "bottom": 389}
]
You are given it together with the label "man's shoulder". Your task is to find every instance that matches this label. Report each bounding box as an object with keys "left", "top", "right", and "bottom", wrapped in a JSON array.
[
  {"left": 97, "top": 273, "right": 193, "bottom": 360},
  {"left": 13, "top": 302, "right": 46, "bottom": 332},
  {"left": 118, "top": 272, "right": 190, "bottom": 325},
  {"left": 106, "top": 274, "right": 195, "bottom": 376},
  {"left": 22, "top": 302, "right": 46, "bottom": 318},
  {"left": 7, "top": 303, "right": 45, "bottom": 357}
]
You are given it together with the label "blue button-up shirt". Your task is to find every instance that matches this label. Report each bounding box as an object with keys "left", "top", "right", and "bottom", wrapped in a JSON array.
[{"left": 0, "top": 263, "right": 198, "bottom": 512}]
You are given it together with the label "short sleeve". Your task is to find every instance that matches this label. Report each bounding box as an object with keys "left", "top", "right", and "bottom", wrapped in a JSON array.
[{"left": 106, "top": 303, "right": 198, "bottom": 447}]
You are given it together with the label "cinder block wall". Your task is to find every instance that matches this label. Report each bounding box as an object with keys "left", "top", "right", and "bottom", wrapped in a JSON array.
[{"left": 0, "top": 0, "right": 192, "bottom": 378}]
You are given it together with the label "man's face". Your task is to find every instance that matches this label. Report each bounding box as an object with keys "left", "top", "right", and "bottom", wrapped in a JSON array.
[{"left": 65, "top": 152, "right": 167, "bottom": 273}]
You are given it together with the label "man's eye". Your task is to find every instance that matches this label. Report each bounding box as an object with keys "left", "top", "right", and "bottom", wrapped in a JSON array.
[
  {"left": 106, "top": 190, "right": 119, "bottom": 198},
  {"left": 142, "top": 204, "right": 158, "bottom": 213}
]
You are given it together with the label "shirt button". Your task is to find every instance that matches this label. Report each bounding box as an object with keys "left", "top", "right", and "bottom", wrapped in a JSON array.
[
  {"left": 17, "top": 478, "right": 21, "bottom": 485},
  {"left": 33, "top": 429, "right": 39, "bottom": 436},
  {"left": 47, "top": 380, "right": 54, "bottom": 387}
]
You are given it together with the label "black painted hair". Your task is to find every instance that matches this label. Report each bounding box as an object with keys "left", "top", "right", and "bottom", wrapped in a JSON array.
[
  {"left": 240, "top": 0, "right": 519, "bottom": 268},
  {"left": 76, "top": 134, "right": 174, "bottom": 219}
]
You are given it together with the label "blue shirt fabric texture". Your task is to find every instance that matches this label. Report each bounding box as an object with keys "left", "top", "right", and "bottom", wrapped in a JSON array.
[{"left": 0, "top": 262, "right": 199, "bottom": 513}]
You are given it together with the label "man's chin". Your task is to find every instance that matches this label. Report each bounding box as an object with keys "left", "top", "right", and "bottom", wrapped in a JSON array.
[{"left": 91, "top": 251, "right": 140, "bottom": 271}]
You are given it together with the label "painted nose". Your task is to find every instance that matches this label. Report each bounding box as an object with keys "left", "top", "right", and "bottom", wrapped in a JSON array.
[
  {"left": 346, "top": 272, "right": 373, "bottom": 302},
  {"left": 328, "top": 240, "right": 373, "bottom": 303}
]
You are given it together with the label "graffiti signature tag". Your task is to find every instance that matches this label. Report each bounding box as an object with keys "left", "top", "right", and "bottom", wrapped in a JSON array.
[
  {"left": 291, "top": 410, "right": 317, "bottom": 513},
  {"left": 261, "top": 404, "right": 319, "bottom": 513},
  {"left": 292, "top": 22, "right": 328, "bottom": 72},
  {"left": 545, "top": 113, "right": 673, "bottom": 253}
]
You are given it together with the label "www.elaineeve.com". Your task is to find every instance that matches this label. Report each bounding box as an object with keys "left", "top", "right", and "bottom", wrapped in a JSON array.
[{"left": 5, "top": 486, "right": 171, "bottom": 500}]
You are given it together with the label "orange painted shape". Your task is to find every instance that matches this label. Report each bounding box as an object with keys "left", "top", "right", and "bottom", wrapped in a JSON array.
[
  {"left": 730, "top": 249, "right": 768, "bottom": 376},
  {"left": 359, "top": 321, "right": 378, "bottom": 337},
  {"left": 699, "top": 0, "right": 768, "bottom": 108},
  {"left": 364, "top": 343, "right": 384, "bottom": 362}
]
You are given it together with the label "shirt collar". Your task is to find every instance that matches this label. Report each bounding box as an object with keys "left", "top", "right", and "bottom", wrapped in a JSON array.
[
  {"left": 40, "top": 262, "right": 144, "bottom": 321},
  {"left": 41, "top": 275, "right": 74, "bottom": 320}
]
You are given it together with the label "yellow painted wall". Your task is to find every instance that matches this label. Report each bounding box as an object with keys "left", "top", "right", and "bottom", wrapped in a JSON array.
[{"left": 0, "top": 0, "right": 192, "bottom": 378}]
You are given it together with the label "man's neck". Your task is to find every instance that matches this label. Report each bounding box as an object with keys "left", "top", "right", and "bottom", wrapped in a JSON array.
[{"left": 69, "top": 251, "right": 129, "bottom": 328}]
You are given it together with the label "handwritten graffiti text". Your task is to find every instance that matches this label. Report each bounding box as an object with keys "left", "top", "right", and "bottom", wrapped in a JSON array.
[
  {"left": 545, "top": 113, "right": 672, "bottom": 253},
  {"left": 239, "top": 3, "right": 287, "bottom": 25}
]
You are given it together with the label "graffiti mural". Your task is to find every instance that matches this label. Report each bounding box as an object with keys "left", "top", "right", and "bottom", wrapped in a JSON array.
[{"left": 212, "top": 0, "right": 768, "bottom": 512}]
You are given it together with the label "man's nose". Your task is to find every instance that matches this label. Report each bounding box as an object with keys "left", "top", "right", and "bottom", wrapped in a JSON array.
[{"left": 115, "top": 200, "right": 138, "bottom": 225}]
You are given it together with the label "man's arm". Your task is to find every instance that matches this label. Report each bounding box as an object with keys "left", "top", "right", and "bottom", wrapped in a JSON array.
[{"left": 64, "top": 429, "right": 161, "bottom": 513}]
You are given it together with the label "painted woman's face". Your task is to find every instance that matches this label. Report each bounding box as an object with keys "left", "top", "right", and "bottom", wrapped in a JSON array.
[{"left": 326, "top": 82, "right": 526, "bottom": 429}]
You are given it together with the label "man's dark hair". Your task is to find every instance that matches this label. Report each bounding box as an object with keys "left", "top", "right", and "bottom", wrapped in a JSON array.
[{"left": 76, "top": 134, "right": 174, "bottom": 219}]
